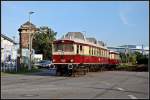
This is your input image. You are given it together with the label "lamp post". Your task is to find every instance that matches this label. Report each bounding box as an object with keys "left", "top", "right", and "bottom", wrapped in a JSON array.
[
  {"left": 82, "top": 31, "right": 86, "bottom": 41},
  {"left": 28, "top": 11, "right": 34, "bottom": 70}
]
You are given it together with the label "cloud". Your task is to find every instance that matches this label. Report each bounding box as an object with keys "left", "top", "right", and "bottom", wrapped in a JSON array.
[
  {"left": 119, "top": 4, "right": 135, "bottom": 27},
  {"left": 119, "top": 12, "right": 129, "bottom": 25}
]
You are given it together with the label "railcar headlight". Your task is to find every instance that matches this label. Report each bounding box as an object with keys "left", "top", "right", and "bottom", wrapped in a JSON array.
[
  {"left": 99, "top": 58, "right": 100, "bottom": 61},
  {"left": 53, "top": 59, "right": 55, "bottom": 62},
  {"left": 70, "top": 59, "right": 74, "bottom": 62}
]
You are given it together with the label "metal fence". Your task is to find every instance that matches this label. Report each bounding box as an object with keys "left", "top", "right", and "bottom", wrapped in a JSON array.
[
  {"left": 1, "top": 45, "right": 18, "bottom": 72},
  {"left": 1, "top": 60, "right": 17, "bottom": 72}
]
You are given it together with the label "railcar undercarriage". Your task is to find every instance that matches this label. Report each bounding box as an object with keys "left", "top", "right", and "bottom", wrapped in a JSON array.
[{"left": 52, "top": 63, "right": 118, "bottom": 77}]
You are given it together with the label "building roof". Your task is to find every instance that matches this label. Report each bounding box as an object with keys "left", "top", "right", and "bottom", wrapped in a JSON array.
[
  {"left": 108, "top": 46, "right": 149, "bottom": 51},
  {"left": 119, "top": 45, "right": 137, "bottom": 48},
  {"left": 107, "top": 46, "right": 126, "bottom": 49},
  {"left": 1, "top": 34, "right": 17, "bottom": 44},
  {"left": 20, "top": 21, "right": 36, "bottom": 29}
]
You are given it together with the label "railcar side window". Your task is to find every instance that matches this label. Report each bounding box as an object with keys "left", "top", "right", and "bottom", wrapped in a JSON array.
[
  {"left": 103, "top": 50, "right": 105, "bottom": 57},
  {"left": 89, "top": 47, "right": 91, "bottom": 55},
  {"left": 104, "top": 50, "right": 106, "bottom": 57},
  {"left": 100, "top": 49, "right": 102, "bottom": 56},
  {"left": 64, "top": 44, "right": 74, "bottom": 52},
  {"left": 91, "top": 48, "right": 93, "bottom": 55},
  {"left": 94, "top": 49, "right": 96, "bottom": 56},
  {"left": 80, "top": 45, "right": 82, "bottom": 51},
  {"left": 77, "top": 45, "right": 79, "bottom": 54},
  {"left": 99, "top": 49, "right": 100, "bottom": 56}
]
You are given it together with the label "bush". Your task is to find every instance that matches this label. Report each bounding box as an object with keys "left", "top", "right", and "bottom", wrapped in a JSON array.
[
  {"left": 116, "top": 63, "right": 137, "bottom": 71},
  {"left": 134, "top": 52, "right": 148, "bottom": 64},
  {"left": 116, "top": 64, "right": 128, "bottom": 70}
]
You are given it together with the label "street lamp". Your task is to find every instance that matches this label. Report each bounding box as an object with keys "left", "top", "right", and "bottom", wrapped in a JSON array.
[
  {"left": 28, "top": 11, "right": 35, "bottom": 70},
  {"left": 82, "top": 31, "right": 86, "bottom": 41}
]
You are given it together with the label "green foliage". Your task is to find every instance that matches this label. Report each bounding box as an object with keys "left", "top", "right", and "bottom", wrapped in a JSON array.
[
  {"left": 32, "top": 26, "right": 57, "bottom": 60},
  {"left": 119, "top": 53, "right": 128, "bottom": 63},
  {"left": 116, "top": 63, "right": 136, "bottom": 71},
  {"left": 134, "top": 51, "right": 148, "bottom": 64},
  {"left": 129, "top": 53, "right": 137, "bottom": 65},
  {"left": 119, "top": 51, "right": 148, "bottom": 65}
]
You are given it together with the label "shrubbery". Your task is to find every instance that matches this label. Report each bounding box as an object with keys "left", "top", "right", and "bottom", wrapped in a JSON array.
[{"left": 120, "top": 51, "right": 148, "bottom": 65}]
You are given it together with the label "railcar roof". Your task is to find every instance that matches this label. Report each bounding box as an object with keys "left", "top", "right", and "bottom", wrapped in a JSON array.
[
  {"left": 54, "top": 32, "right": 108, "bottom": 50},
  {"left": 54, "top": 38, "right": 108, "bottom": 50}
]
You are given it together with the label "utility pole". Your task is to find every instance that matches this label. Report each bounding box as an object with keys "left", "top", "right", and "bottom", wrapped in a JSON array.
[
  {"left": 127, "top": 45, "right": 129, "bottom": 64},
  {"left": 125, "top": 45, "right": 128, "bottom": 64},
  {"left": 28, "top": 11, "right": 35, "bottom": 70},
  {"left": 142, "top": 44, "right": 144, "bottom": 55}
]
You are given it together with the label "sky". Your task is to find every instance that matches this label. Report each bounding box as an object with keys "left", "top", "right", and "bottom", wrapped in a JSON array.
[{"left": 1, "top": 1, "right": 149, "bottom": 47}]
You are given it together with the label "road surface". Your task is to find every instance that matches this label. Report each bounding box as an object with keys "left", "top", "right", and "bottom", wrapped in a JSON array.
[{"left": 1, "top": 70, "right": 149, "bottom": 99}]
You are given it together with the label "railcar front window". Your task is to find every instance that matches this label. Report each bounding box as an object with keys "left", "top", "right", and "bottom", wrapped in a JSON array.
[
  {"left": 64, "top": 44, "right": 74, "bottom": 52},
  {"left": 54, "top": 44, "right": 74, "bottom": 52},
  {"left": 54, "top": 44, "right": 63, "bottom": 52}
]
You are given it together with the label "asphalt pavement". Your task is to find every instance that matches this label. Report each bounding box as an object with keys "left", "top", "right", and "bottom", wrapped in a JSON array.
[{"left": 1, "top": 70, "right": 149, "bottom": 99}]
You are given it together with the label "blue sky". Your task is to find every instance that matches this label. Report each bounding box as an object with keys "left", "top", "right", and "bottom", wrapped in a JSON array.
[{"left": 1, "top": 1, "right": 149, "bottom": 47}]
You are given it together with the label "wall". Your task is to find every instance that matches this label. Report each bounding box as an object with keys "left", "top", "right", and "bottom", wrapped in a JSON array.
[{"left": 1, "top": 37, "right": 17, "bottom": 62}]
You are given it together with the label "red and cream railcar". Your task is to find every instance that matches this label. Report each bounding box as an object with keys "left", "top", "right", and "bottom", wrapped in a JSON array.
[
  {"left": 52, "top": 32, "right": 120, "bottom": 75},
  {"left": 109, "top": 51, "right": 121, "bottom": 66},
  {"left": 52, "top": 39, "right": 109, "bottom": 65}
]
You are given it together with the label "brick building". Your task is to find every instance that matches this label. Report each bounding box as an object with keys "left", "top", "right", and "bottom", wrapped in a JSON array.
[{"left": 18, "top": 21, "right": 38, "bottom": 64}]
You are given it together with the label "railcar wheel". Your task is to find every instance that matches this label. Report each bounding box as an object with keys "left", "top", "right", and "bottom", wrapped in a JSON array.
[
  {"left": 68, "top": 64, "right": 73, "bottom": 76},
  {"left": 68, "top": 64, "right": 73, "bottom": 69}
]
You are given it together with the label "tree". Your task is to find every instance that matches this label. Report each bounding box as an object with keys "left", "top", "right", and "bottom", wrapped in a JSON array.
[
  {"left": 119, "top": 53, "right": 128, "bottom": 63},
  {"left": 119, "top": 52, "right": 136, "bottom": 65},
  {"left": 32, "top": 26, "right": 57, "bottom": 60},
  {"left": 134, "top": 51, "right": 148, "bottom": 64},
  {"left": 129, "top": 53, "right": 137, "bottom": 65}
]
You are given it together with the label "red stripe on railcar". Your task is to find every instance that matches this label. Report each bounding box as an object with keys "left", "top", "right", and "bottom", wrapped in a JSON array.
[
  {"left": 52, "top": 55, "right": 109, "bottom": 64},
  {"left": 109, "top": 59, "right": 120, "bottom": 65}
]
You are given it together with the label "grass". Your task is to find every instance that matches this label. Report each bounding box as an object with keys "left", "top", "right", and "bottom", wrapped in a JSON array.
[{"left": 1, "top": 72, "right": 14, "bottom": 76}]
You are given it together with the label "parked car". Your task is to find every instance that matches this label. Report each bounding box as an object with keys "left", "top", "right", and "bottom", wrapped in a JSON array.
[{"left": 34, "top": 60, "right": 52, "bottom": 69}]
